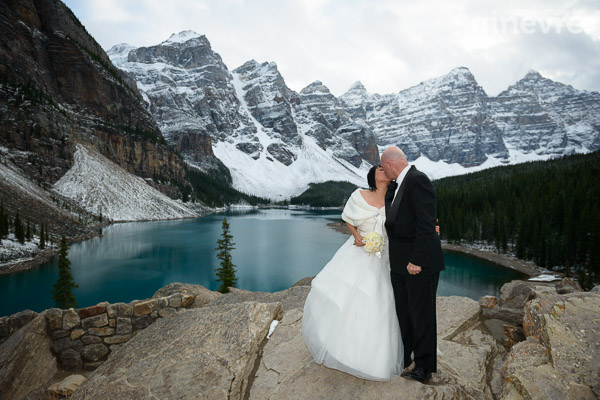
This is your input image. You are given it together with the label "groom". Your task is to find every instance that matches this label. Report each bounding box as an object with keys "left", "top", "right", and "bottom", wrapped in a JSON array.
[{"left": 381, "top": 146, "right": 445, "bottom": 383}]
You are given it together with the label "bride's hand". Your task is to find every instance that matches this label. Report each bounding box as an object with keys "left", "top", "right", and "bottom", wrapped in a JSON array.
[{"left": 354, "top": 235, "right": 365, "bottom": 247}]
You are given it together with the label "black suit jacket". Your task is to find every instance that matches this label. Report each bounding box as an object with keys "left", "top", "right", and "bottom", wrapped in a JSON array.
[{"left": 385, "top": 166, "right": 445, "bottom": 276}]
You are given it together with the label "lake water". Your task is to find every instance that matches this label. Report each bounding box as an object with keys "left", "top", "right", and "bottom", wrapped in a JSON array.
[{"left": 0, "top": 209, "right": 524, "bottom": 317}]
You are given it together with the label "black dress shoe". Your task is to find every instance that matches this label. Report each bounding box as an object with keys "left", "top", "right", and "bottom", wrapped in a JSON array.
[{"left": 405, "top": 367, "right": 432, "bottom": 383}]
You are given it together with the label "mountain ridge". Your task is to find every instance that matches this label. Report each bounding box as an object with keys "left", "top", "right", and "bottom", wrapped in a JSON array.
[{"left": 108, "top": 30, "right": 599, "bottom": 199}]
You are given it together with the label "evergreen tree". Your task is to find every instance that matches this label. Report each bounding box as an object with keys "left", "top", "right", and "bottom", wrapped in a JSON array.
[
  {"left": 14, "top": 210, "right": 24, "bottom": 244},
  {"left": 26, "top": 221, "right": 32, "bottom": 241},
  {"left": 52, "top": 236, "right": 78, "bottom": 309},
  {"left": 215, "top": 218, "right": 238, "bottom": 293},
  {"left": 435, "top": 151, "right": 600, "bottom": 285},
  {"left": 0, "top": 200, "right": 5, "bottom": 239},
  {"left": 39, "top": 223, "right": 45, "bottom": 249}
]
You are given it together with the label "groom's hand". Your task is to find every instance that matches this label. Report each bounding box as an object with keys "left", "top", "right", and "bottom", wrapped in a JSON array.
[{"left": 407, "top": 262, "right": 422, "bottom": 275}]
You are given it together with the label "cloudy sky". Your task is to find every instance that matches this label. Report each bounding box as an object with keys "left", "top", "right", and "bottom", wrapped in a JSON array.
[{"left": 63, "top": 0, "right": 600, "bottom": 97}]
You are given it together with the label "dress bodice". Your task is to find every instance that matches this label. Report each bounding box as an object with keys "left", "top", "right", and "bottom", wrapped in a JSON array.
[{"left": 341, "top": 189, "right": 386, "bottom": 236}]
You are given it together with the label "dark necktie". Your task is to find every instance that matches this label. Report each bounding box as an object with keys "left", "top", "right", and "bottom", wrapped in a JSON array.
[{"left": 386, "top": 181, "right": 398, "bottom": 204}]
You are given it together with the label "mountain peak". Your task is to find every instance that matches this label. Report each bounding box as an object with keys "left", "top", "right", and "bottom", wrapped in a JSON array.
[
  {"left": 162, "top": 31, "right": 208, "bottom": 46},
  {"left": 524, "top": 70, "right": 543, "bottom": 80},
  {"left": 348, "top": 81, "right": 366, "bottom": 92},
  {"left": 300, "top": 81, "right": 331, "bottom": 95},
  {"left": 447, "top": 66, "right": 475, "bottom": 80}
]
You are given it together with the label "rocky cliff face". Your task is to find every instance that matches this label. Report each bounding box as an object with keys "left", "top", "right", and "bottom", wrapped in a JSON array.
[
  {"left": 0, "top": 0, "right": 188, "bottom": 201},
  {"left": 490, "top": 71, "right": 600, "bottom": 155},
  {"left": 341, "top": 67, "right": 508, "bottom": 166},
  {"left": 341, "top": 68, "right": 599, "bottom": 167}
]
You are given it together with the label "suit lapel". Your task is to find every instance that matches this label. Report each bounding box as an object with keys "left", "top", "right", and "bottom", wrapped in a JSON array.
[{"left": 387, "top": 165, "right": 415, "bottom": 223}]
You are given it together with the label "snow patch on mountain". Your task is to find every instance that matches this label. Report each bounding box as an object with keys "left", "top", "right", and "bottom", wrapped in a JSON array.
[
  {"left": 212, "top": 73, "right": 370, "bottom": 200},
  {"left": 54, "top": 145, "right": 199, "bottom": 221},
  {"left": 106, "top": 43, "right": 137, "bottom": 67},
  {"left": 0, "top": 147, "right": 63, "bottom": 211},
  {"left": 162, "top": 30, "right": 203, "bottom": 45}
]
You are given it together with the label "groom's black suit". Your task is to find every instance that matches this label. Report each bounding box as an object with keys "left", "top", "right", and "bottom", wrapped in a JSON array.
[{"left": 385, "top": 165, "right": 445, "bottom": 374}]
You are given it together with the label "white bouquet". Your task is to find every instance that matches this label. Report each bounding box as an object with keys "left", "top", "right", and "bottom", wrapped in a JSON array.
[{"left": 362, "top": 231, "right": 385, "bottom": 257}]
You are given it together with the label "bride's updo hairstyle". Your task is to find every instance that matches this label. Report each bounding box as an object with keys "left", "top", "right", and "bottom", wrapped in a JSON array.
[{"left": 367, "top": 164, "right": 380, "bottom": 191}]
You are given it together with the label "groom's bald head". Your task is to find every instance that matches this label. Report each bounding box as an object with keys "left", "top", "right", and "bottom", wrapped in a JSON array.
[{"left": 381, "top": 146, "right": 408, "bottom": 179}]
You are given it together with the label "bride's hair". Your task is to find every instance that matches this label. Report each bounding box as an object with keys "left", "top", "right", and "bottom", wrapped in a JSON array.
[{"left": 367, "top": 165, "right": 380, "bottom": 191}]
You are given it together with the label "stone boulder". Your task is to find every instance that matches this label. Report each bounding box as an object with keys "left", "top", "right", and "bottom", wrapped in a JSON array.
[
  {"left": 482, "top": 280, "right": 535, "bottom": 325},
  {"left": 47, "top": 374, "right": 86, "bottom": 397},
  {"left": 152, "top": 282, "right": 221, "bottom": 308},
  {"left": 0, "top": 312, "right": 59, "bottom": 399},
  {"left": 503, "top": 291, "right": 600, "bottom": 398},
  {"left": 72, "top": 301, "right": 282, "bottom": 400},
  {"left": 555, "top": 277, "right": 583, "bottom": 294},
  {"left": 249, "top": 296, "right": 499, "bottom": 399}
]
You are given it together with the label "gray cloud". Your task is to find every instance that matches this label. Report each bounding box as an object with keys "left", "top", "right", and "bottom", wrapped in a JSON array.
[{"left": 63, "top": 0, "right": 600, "bottom": 96}]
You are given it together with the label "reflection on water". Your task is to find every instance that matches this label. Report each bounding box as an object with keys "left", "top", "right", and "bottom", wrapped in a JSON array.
[{"left": 0, "top": 209, "right": 524, "bottom": 316}]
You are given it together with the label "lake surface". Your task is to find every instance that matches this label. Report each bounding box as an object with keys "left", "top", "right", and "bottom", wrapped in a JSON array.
[{"left": 0, "top": 209, "right": 524, "bottom": 317}]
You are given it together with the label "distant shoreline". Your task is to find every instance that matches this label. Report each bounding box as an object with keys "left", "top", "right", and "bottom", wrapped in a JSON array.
[{"left": 326, "top": 220, "right": 541, "bottom": 277}]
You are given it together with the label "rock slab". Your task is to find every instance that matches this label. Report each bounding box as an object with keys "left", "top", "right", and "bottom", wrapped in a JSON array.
[
  {"left": 249, "top": 296, "right": 494, "bottom": 400},
  {"left": 72, "top": 301, "right": 282, "bottom": 400},
  {"left": 0, "top": 313, "right": 58, "bottom": 399},
  {"left": 503, "top": 290, "right": 600, "bottom": 399}
]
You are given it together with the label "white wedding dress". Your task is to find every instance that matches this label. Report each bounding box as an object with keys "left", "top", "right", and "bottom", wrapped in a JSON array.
[{"left": 302, "top": 189, "right": 404, "bottom": 381}]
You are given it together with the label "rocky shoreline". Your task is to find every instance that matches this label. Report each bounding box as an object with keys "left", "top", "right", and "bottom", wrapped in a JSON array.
[{"left": 0, "top": 223, "right": 110, "bottom": 277}]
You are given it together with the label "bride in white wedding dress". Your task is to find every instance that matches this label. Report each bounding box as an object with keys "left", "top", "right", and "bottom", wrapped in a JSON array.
[{"left": 302, "top": 165, "right": 403, "bottom": 381}]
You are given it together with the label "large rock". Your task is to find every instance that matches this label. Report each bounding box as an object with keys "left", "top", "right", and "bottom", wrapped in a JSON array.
[
  {"left": 72, "top": 301, "right": 282, "bottom": 400},
  {"left": 152, "top": 282, "right": 221, "bottom": 308},
  {"left": 0, "top": 312, "right": 59, "bottom": 399},
  {"left": 436, "top": 296, "right": 481, "bottom": 340},
  {"left": 555, "top": 277, "right": 583, "bottom": 294},
  {"left": 503, "top": 291, "right": 600, "bottom": 398},
  {"left": 249, "top": 296, "right": 494, "bottom": 399},
  {"left": 47, "top": 374, "right": 87, "bottom": 398},
  {"left": 482, "top": 280, "right": 535, "bottom": 325}
]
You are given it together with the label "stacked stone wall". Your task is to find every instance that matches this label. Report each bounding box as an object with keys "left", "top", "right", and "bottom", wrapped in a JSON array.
[{"left": 44, "top": 293, "right": 195, "bottom": 370}]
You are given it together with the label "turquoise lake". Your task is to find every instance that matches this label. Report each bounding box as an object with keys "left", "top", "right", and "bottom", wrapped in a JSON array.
[{"left": 0, "top": 209, "right": 524, "bottom": 317}]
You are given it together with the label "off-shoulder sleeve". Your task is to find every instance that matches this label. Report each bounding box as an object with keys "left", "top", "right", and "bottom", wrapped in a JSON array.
[{"left": 341, "top": 190, "right": 361, "bottom": 226}]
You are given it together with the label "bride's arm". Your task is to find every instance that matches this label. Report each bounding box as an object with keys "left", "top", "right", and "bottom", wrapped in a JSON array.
[{"left": 346, "top": 222, "right": 365, "bottom": 247}]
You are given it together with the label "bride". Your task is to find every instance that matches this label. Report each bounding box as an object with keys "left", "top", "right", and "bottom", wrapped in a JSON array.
[{"left": 302, "top": 165, "right": 403, "bottom": 381}]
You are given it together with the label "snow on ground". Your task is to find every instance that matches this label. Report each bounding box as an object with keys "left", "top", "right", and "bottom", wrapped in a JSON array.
[
  {"left": 410, "top": 148, "right": 557, "bottom": 181},
  {"left": 528, "top": 274, "right": 562, "bottom": 282},
  {"left": 0, "top": 234, "right": 40, "bottom": 266},
  {"left": 54, "top": 145, "right": 199, "bottom": 222},
  {"left": 0, "top": 148, "right": 63, "bottom": 211}
]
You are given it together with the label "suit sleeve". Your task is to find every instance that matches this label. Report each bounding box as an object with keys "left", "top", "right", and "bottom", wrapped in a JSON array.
[{"left": 408, "top": 173, "right": 438, "bottom": 267}]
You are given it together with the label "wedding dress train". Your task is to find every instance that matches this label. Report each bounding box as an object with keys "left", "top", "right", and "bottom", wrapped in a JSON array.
[{"left": 302, "top": 189, "right": 403, "bottom": 381}]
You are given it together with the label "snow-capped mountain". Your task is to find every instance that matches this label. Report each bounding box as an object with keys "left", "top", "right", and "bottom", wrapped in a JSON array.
[
  {"left": 341, "top": 67, "right": 505, "bottom": 166},
  {"left": 340, "top": 67, "right": 599, "bottom": 166},
  {"left": 109, "top": 31, "right": 599, "bottom": 199},
  {"left": 491, "top": 71, "right": 600, "bottom": 155},
  {"left": 109, "top": 32, "right": 377, "bottom": 199},
  {"left": 54, "top": 145, "right": 200, "bottom": 221}
]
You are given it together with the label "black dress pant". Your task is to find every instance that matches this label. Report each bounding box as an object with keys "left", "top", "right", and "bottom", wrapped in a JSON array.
[{"left": 390, "top": 270, "right": 439, "bottom": 373}]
